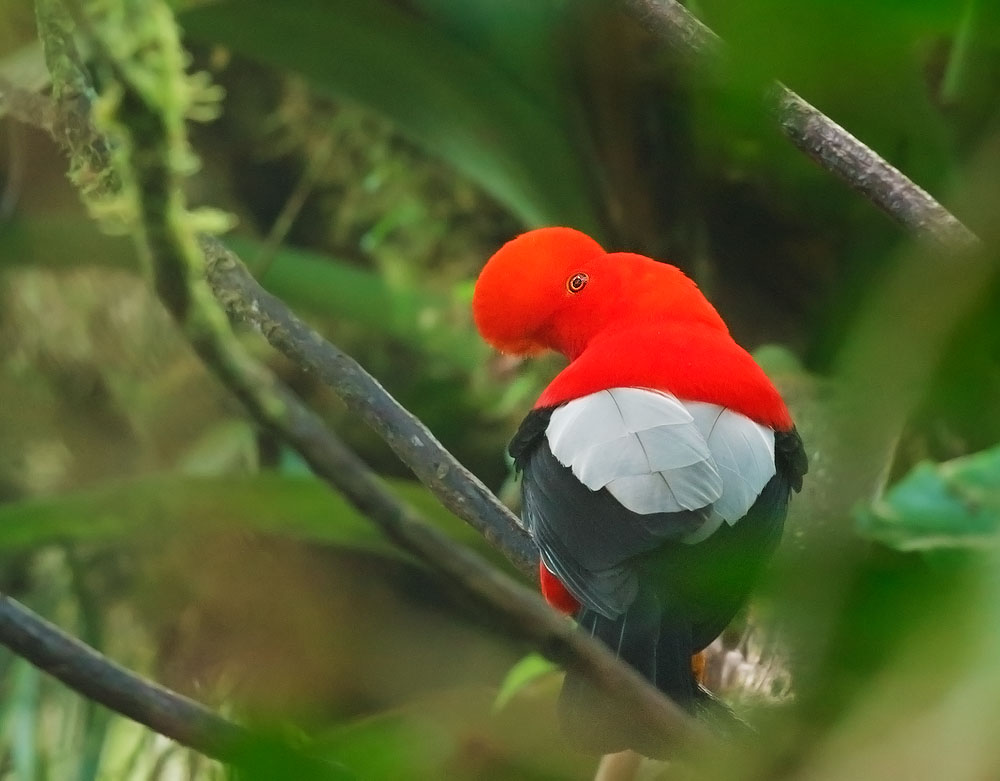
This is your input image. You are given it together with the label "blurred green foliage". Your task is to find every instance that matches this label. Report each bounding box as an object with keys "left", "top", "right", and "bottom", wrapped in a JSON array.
[
  {"left": 1, "top": 0, "right": 999, "bottom": 778},
  {"left": 860, "top": 443, "right": 1000, "bottom": 550}
]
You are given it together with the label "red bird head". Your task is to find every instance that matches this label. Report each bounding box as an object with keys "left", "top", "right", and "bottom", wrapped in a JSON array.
[{"left": 473, "top": 227, "right": 727, "bottom": 360}]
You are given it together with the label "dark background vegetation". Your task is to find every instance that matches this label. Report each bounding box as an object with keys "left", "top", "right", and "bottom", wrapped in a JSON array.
[{"left": 1, "top": 0, "right": 999, "bottom": 778}]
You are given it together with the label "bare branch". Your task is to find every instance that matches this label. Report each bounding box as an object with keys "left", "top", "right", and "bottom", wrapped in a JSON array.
[
  {"left": 620, "top": 0, "right": 722, "bottom": 59},
  {"left": 0, "top": 594, "right": 350, "bottom": 777},
  {"left": 770, "top": 87, "right": 979, "bottom": 251},
  {"left": 200, "top": 234, "right": 539, "bottom": 576},
  {"left": 620, "top": 0, "right": 980, "bottom": 250}
]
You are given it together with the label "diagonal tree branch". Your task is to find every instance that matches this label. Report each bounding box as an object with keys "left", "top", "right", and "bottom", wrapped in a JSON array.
[
  {"left": 770, "top": 87, "right": 979, "bottom": 251},
  {"left": 0, "top": 594, "right": 351, "bottom": 778},
  {"left": 620, "top": 0, "right": 980, "bottom": 251},
  {"left": 200, "top": 234, "right": 539, "bottom": 576}
]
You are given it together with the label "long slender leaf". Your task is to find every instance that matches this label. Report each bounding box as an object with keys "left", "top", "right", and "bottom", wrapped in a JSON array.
[
  {"left": 180, "top": 0, "right": 605, "bottom": 235},
  {"left": 0, "top": 473, "right": 516, "bottom": 571},
  {"left": 0, "top": 219, "right": 482, "bottom": 366},
  {"left": 7, "top": 660, "right": 41, "bottom": 781}
]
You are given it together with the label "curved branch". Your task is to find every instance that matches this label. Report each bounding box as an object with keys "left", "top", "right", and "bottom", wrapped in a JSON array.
[
  {"left": 620, "top": 0, "right": 980, "bottom": 251},
  {"left": 200, "top": 234, "right": 538, "bottom": 576},
  {"left": 0, "top": 594, "right": 349, "bottom": 778}
]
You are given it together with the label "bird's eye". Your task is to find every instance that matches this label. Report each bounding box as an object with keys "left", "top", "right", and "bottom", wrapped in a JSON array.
[{"left": 566, "top": 272, "right": 589, "bottom": 294}]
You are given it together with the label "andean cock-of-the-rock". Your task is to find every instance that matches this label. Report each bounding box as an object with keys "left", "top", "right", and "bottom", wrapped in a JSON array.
[{"left": 472, "top": 227, "right": 806, "bottom": 756}]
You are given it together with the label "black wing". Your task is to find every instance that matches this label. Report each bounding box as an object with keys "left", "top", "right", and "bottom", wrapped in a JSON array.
[
  {"left": 512, "top": 407, "right": 710, "bottom": 619},
  {"left": 775, "top": 426, "right": 808, "bottom": 492},
  {"left": 511, "top": 408, "right": 807, "bottom": 622}
]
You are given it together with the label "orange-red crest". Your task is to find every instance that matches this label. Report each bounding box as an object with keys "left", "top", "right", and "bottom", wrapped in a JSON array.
[
  {"left": 472, "top": 227, "right": 605, "bottom": 356},
  {"left": 473, "top": 227, "right": 727, "bottom": 361}
]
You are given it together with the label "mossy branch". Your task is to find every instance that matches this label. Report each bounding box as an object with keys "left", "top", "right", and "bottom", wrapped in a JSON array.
[{"left": 16, "top": 0, "right": 704, "bottom": 759}]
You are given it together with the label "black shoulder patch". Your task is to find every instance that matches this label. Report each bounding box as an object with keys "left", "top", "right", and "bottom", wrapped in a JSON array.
[
  {"left": 775, "top": 427, "right": 808, "bottom": 493},
  {"left": 509, "top": 406, "right": 557, "bottom": 472}
]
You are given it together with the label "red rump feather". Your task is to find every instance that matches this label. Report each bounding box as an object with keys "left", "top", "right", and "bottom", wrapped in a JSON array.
[{"left": 539, "top": 560, "right": 580, "bottom": 615}]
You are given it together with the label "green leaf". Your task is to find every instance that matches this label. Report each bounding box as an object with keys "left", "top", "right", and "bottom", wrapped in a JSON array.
[
  {"left": 404, "top": 0, "right": 571, "bottom": 103},
  {"left": 858, "top": 443, "right": 1000, "bottom": 551},
  {"left": 492, "top": 652, "right": 559, "bottom": 712},
  {"left": 0, "top": 473, "right": 394, "bottom": 555},
  {"left": 0, "top": 473, "right": 516, "bottom": 572},
  {"left": 180, "top": 0, "right": 605, "bottom": 235}
]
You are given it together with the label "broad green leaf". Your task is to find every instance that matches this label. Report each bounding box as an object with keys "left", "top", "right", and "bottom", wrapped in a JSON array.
[
  {"left": 858, "top": 444, "right": 1000, "bottom": 551},
  {"left": 180, "top": 0, "right": 605, "bottom": 235},
  {"left": 0, "top": 473, "right": 393, "bottom": 555},
  {"left": 405, "top": 0, "right": 571, "bottom": 104},
  {"left": 0, "top": 473, "right": 517, "bottom": 572}
]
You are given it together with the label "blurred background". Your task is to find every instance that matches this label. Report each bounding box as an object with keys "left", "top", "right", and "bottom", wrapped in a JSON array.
[{"left": 1, "top": 0, "right": 999, "bottom": 778}]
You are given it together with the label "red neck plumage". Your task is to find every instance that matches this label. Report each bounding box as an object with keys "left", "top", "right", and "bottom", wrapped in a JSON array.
[{"left": 535, "top": 322, "right": 793, "bottom": 431}]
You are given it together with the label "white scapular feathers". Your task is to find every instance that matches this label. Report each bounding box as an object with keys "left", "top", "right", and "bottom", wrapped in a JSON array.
[{"left": 545, "top": 388, "right": 775, "bottom": 544}]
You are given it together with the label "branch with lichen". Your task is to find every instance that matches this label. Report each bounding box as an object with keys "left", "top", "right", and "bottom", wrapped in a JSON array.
[
  {"left": 13, "top": 0, "right": 704, "bottom": 760},
  {"left": 34, "top": 0, "right": 117, "bottom": 203}
]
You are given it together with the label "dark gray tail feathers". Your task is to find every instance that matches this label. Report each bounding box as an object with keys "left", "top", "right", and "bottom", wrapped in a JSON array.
[{"left": 558, "top": 593, "right": 696, "bottom": 757}]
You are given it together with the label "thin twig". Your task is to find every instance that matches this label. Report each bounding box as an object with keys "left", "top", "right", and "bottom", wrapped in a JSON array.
[
  {"left": 619, "top": 0, "right": 980, "bottom": 250},
  {"left": 253, "top": 129, "right": 336, "bottom": 278},
  {"left": 0, "top": 594, "right": 349, "bottom": 778}
]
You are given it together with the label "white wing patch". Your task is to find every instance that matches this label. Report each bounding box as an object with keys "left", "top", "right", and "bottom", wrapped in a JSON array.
[{"left": 545, "top": 388, "right": 776, "bottom": 544}]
